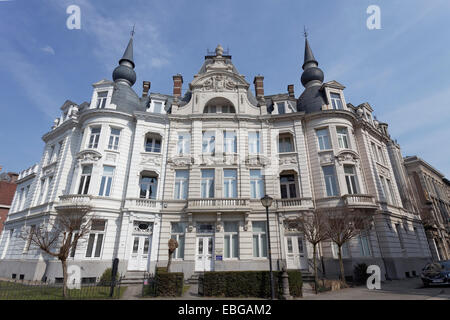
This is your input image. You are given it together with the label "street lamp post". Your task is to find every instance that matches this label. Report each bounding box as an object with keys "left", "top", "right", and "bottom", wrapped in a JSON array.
[{"left": 261, "top": 194, "right": 275, "bottom": 300}]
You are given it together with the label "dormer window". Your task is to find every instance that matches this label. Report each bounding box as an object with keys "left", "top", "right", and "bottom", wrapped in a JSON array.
[
  {"left": 330, "top": 93, "right": 343, "bottom": 110},
  {"left": 96, "top": 91, "right": 108, "bottom": 109},
  {"left": 153, "top": 101, "right": 162, "bottom": 113},
  {"left": 277, "top": 102, "right": 286, "bottom": 114}
]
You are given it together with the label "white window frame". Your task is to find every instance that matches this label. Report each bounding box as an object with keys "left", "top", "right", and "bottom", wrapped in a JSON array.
[
  {"left": 96, "top": 91, "right": 108, "bottom": 109},
  {"left": 330, "top": 92, "right": 343, "bottom": 110},
  {"left": 322, "top": 166, "right": 339, "bottom": 196},
  {"left": 78, "top": 165, "right": 92, "bottom": 195},
  {"left": 252, "top": 221, "right": 267, "bottom": 258},
  {"left": 344, "top": 165, "right": 359, "bottom": 195},
  {"left": 278, "top": 133, "right": 294, "bottom": 153},
  {"left": 139, "top": 175, "right": 158, "bottom": 199},
  {"left": 202, "top": 131, "right": 215, "bottom": 154},
  {"left": 277, "top": 102, "right": 286, "bottom": 114},
  {"left": 177, "top": 132, "right": 191, "bottom": 155},
  {"left": 174, "top": 170, "right": 189, "bottom": 200},
  {"left": 170, "top": 222, "right": 186, "bottom": 259},
  {"left": 85, "top": 220, "right": 106, "bottom": 259},
  {"left": 223, "top": 169, "right": 237, "bottom": 198},
  {"left": 358, "top": 232, "right": 372, "bottom": 257},
  {"left": 316, "top": 128, "right": 331, "bottom": 151},
  {"left": 371, "top": 142, "right": 380, "bottom": 163},
  {"left": 336, "top": 127, "right": 350, "bottom": 149},
  {"left": 88, "top": 127, "right": 101, "bottom": 149},
  {"left": 280, "top": 174, "right": 297, "bottom": 199},
  {"left": 145, "top": 135, "right": 161, "bottom": 153},
  {"left": 108, "top": 128, "right": 121, "bottom": 151},
  {"left": 248, "top": 131, "right": 261, "bottom": 155},
  {"left": 201, "top": 169, "right": 215, "bottom": 198},
  {"left": 223, "top": 131, "right": 237, "bottom": 154},
  {"left": 250, "top": 169, "right": 264, "bottom": 199},
  {"left": 331, "top": 241, "right": 350, "bottom": 259},
  {"left": 99, "top": 166, "right": 115, "bottom": 197},
  {"left": 224, "top": 221, "right": 239, "bottom": 259}
]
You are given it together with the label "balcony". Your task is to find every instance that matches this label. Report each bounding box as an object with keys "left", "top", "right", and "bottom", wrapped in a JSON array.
[
  {"left": 187, "top": 198, "right": 250, "bottom": 212},
  {"left": 125, "top": 198, "right": 163, "bottom": 211},
  {"left": 55, "top": 195, "right": 92, "bottom": 211},
  {"left": 343, "top": 194, "right": 377, "bottom": 209},
  {"left": 276, "top": 198, "right": 314, "bottom": 211}
]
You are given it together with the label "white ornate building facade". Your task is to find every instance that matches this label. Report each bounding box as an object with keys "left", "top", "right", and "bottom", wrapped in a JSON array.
[{"left": 0, "top": 36, "right": 432, "bottom": 282}]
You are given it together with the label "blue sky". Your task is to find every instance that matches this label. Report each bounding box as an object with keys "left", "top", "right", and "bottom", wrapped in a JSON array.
[{"left": 0, "top": 0, "right": 449, "bottom": 177}]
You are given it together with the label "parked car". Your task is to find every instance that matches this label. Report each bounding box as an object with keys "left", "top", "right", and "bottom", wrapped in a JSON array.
[{"left": 421, "top": 260, "right": 450, "bottom": 287}]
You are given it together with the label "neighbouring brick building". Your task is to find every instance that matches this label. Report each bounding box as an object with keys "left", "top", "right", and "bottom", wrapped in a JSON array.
[{"left": 0, "top": 170, "right": 18, "bottom": 235}]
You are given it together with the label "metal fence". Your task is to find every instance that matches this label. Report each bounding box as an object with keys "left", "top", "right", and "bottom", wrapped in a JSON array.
[{"left": 0, "top": 279, "right": 124, "bottom": 300}]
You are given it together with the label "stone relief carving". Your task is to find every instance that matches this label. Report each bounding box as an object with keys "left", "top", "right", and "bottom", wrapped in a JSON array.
[
  {"left": 335, "top": 151, "right": 360, "bottom": 164},
  {"left": 279, "top": 155, "right": 298, "bottom": 165},
  {"left": 141, "top": 154, "right": 161, "bottom": 166},
  {"left": 202, "top": 75, "right": 237, "bottom": 92},
  {"left": 168, "top": 156, "right": 193, "bottom": 166},
  {"left": 77, "top": 150, "right": 102, "bottom": 164},
  {"left": 319, "top": 152, "right": 334, "bottom": 165},
  {"left": 105, "top": 153, "right": 117, "bottom": 163}
]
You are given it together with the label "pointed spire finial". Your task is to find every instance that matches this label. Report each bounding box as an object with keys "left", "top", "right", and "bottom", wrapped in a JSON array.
[
  {"left": 131, "top": 24, "right": 135, "bottom": 37},
  {"left": 303, "top": 26, "right": 308, "bottom": 39}
]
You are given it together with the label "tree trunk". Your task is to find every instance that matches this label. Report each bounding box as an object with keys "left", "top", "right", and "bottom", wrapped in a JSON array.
[
  {"left": 338, "top": 245, "right": 345, "bottom": 284},
  {"left": 61, "top": 258, "right": 68, "bottom": 298},
  {"left": 313, "top": 244, "right": 318, "bottom": 294},
  {"left": 167, "top": 251, "right": 173, "bottom": 272}
]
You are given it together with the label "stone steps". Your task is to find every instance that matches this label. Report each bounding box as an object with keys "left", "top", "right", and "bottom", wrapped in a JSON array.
[{"left": 120, "top": 271, "right": 147, "bottom": 285}]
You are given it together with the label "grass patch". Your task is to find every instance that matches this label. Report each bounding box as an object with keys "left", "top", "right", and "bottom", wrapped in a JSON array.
[{"left": 0, "top": 281, "right": 126, "bottom": 300}]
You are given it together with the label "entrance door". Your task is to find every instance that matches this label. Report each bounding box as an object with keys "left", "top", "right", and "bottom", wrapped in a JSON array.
[
  {"left": 128, "top": 235, "right": 151, "bottom": 271},
  {"left": 195, "top": 236, "right": 214, "bottom": 272},
  {"left": 285, "top": 235, "right": 308, "bottom": 270}
]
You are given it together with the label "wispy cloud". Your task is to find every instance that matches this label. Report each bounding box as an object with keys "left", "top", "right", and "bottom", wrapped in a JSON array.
[
  {"left": 41, "top": 45, "right": 55, "bottom": 55},
  {"left": 48, "top": 0, "right": 171, "bottom": 71}
]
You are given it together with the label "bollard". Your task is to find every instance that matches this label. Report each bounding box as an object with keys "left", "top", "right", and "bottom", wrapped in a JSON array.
[{"left": 281, "top": 267, "right": 292, "bottom": 300}]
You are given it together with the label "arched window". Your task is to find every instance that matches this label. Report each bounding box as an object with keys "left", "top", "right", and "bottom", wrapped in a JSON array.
[
  {"left": 203, "top": 97, "right": 235, "bottom": 114},
  {"left": 144, "top": 133, "right": 162, "bottom": 153},
  {"left": 139, "top": 172, "right": 158, "bottom": 199}
]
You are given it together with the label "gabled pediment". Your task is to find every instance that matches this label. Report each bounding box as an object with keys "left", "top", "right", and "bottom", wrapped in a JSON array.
[
  {"left": 189, "top": 72, "right": 249, "bottom": 93},
  {"left": 60, "top": 100, "right": 78, "bottom": 111},
  {"left": 322, "top": 80, "right": 346, "bottom": 90},
  {"left": 92, "top": 79, "right": 114, "bottom": 87}
]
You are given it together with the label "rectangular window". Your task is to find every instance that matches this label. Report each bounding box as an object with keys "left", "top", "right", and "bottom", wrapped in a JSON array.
[
  {"left": 250, "top": 169, "right": 264, "bottom": 199},
  {"left": 378, "top": 146, "right": 386, "bottom": 164},
  {"left": 371, "top": 143, "right": 380, "bottom": 162},
  {"left": 336, "top": 127, "right": 349, "bottom": 149},
  {"left": 359, "top": 233, "right": 372, "bottom": 256},
  {"left": 174, "top": 170, "right": 189, "bottom": 200},
  {"left": 171, "top": 223, "right": 186, "bottom": 259},
  {"left": 344, "top": 165, "right": 359, "bottom": 194},
  {"left": 99, "top": 166, "right": 115, "bottom": 197},
  {"left": 24, "top": 225, "right": 35, "bottom": 253},
  {"left": 96, "top": 91, "right": 108, "bottom": 109},
  {"left": 323, "top": 166, "right": 338, "bottom": 196},
  {"left": 46, "top": 176, "right": 53, "bottom": 201},
  {"left": 47, "top": 145, "right": 55, "bottom": 164},
  {"left": 85, "top": 220, "right": 106, "bottom": 258},
  {"left": 331, "top": 242, "right": 350, "bottom": 259},
  {"left": 379, "top": 176, "right": 391, "bottom": 204},
  {"left": 316, "top": 129, "right": 331, "bottom": 150},
  {"left": 70, "top": 232, "right": 79, "bottom": 258},
  {"left": 18, "top": 188, "right": 25, "bottom": 211},
  {"left": 139, "top": 175, "right": 158, "bottom": 199},
  {"left": 56, "top": 140, "right": 63, "bottom": 159},
  {"left": 223, "top": 169, "right": 237, "bottom": 198},
  {"left": 78, "top": 165, "right": 92, "bottom": 195},
  {"left": 277, "top": 102, "right": 286, "bottom": 114},
  {"left": 224, "top": 222, "right": 239, "bottom": 259},
  {"left": 88, "top": 127, "right": 101, "bottom": 149},
  {"left": 201, "top": 169, "right": 215, "bottom": 198},
  {"left": 386, "top": 179, "right": 396, "bottom": 206},
  {"left": 223, "top": 131, "right": 237, "bottom": 153},
  {"left": 202, "top": 131, "right": 215, "bottom": 154},
  {"left": 177, "top": 132, "right": 191, "bottom": 155},
  {"left": 330, "top": 92, "right": 343, "bottom": 110},
  {"left": 38, "top": 179, "right": 45, "bottom": 204},
  {"left": 278, "top": 133, "right": 294, "bottom": 153},
  {"left": 145, "top": 136, "right": 161, "bottom": 153},
  {"left": 108, "top": 128, "right": 121, "bottom": 151},
  {"left": 153, "top": 101, "right": 162, "bottom": 113},
  {"left": 22, "top": 185, "right": 30, "bottom": 210},
  {"left": 280, "top": 174, "right": 297, "bottom": 199},
  {"left": 252, "top": 221, "right": 267, "bottom": 258},
  {"left": 248, "top": 131, "right": 261, "bottom": 154},
  {"left": 395, "top": 224, "right": 404, "bottom": 249}
]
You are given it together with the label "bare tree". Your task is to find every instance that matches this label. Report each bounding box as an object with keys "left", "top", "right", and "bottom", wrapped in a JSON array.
[
  {"left": 289, "top": 210, "right": 329, "bottom": 293},
  {"left": 167, "top": 238, "right": 178, "bottom": 272},
  {"left": 323, "top": 208, "right": 372, "bottom": 284},
  {"left": 20, "top": 207, "right": 92, "bottom": 297}
]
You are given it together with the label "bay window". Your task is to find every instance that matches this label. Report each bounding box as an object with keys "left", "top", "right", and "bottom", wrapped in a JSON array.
[
  {"left": 88, "top": 127, "right": 101, "bottom": 149},
  {"left": 99, "top": 166, "right": 115, "bottom": 197},
  {"left": 77, "top": 165, "right": 92, "bottom": 195},
  {"left": 336, "top": 127, "right": 349, "bottom": 149},
  {"left": 108, "top": 128, "right": 121, "bottom": 151},
  {"left": 322, "top": 165, "right": 338, "bottom": 196},
  {"left": 344, "top": 165, "right": 359, "bottom": 194},
  {"left": 316, "top": 128, "right": 331, "bottom": 150}
]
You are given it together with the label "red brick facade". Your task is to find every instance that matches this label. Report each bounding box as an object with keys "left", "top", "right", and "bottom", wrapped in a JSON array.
[{"left": 0, "top": 173, "right": 18, "bottom": 234}]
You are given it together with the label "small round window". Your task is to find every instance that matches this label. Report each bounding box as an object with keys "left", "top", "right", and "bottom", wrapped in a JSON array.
[{"left": 138, "top": 223, "right": 149, "bottom": 231}]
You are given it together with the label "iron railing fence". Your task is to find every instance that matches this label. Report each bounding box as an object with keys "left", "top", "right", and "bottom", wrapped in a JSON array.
[{"left": 0, "top": 279, "right": 123, "bottom": 300}]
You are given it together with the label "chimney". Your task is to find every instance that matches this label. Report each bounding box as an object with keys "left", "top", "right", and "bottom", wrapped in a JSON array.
[
  {"left": 253, "top": 75, "right": 264, "bottom": 99},
  {"left": 173, "top": 74, "right": 183, "bottom": 98},
  {"left": 8, "top": 172, "right": 18, "bottom": 183},
  {"left": 287, "top": 84, "right": 295, "bottom": 98},
  {"left": 142, "top": 81, "right": 151, "bottom": 97}
]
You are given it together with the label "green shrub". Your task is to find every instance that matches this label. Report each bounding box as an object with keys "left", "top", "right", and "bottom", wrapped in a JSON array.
[
  {"left": 98, "top": 268, "right": 119, "bottom": 286},
  {"left": 353, "top": 263, "right": 369, "bottom": 285},
  {"left": 201, "top": 270, "right": 302, "bottom": 298},
  {"left": 155, "top": 269, "right": 184, "bottom": 297}
]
